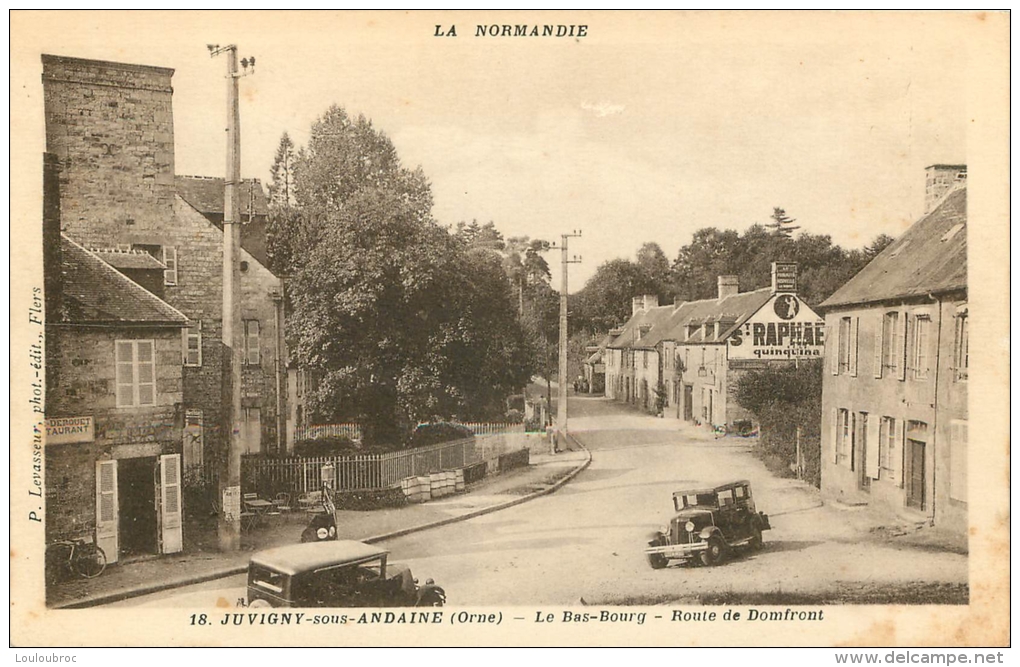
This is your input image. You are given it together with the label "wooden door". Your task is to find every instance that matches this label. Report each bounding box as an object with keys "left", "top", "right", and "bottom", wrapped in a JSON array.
[
  {"left": 683, "top": 385, "right": 693, "bottom": 421},
  {"left": 857, "top": 413, "right": 870, "bottom": 491},
  {"left": 907, "top": 439, "right": 925, "bottom": 510}
]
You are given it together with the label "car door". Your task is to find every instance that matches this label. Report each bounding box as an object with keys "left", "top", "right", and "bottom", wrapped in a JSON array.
[{"left": 715, "top": 488, "right": 739, "bottom": 540}]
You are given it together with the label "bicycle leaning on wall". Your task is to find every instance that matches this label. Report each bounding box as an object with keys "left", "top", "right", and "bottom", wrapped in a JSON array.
[{"left": 45, "top": 534, "right": 107, "bottom": 583}]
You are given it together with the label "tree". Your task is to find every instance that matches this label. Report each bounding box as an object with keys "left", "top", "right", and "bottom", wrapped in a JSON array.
[
  {"left": 573, "top": 258, "right": 663, "bottom": 333},
  {"left": 735, "top": 360, "right": 823, "bottom": 487},
  {"left": 287, "top": 189, "right": 453, "bottom": 445},
  {"left": 865, "top": 233, "right": 896, "bottom": 260},
  {"left": 297, "top": 105, "right": 432, "bottom": 219},
  {"left": 767, "top": 207, "right": 801, "bottom": 238},
  {"left": 268, "top": 132, "right": 298, "bottom": 207},
  {"left": 282, "top": 108, "right": 537, "bottom": 442}
]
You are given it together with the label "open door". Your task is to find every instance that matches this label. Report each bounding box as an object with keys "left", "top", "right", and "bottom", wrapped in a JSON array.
[
  {"left": 158, "top": 454, "right": 183, "bottom": 554},
  {"left": 95, "top": 460, "right": 119, "bottom": 564}
]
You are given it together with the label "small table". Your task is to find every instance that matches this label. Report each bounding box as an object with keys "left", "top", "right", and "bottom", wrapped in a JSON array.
[{"left": 244, "top": 499, "right": 274, "bottom": 529}]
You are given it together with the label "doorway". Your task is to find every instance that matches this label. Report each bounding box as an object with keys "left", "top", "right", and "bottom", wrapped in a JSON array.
[
  {"left": 907, "top": 439, "right": 926, "bottom": 510},
  {"left": 118, "top": 457, "right": 158, "bottom": 557},
  {"left": 856, "top": 412, "right": 870, "bottom": 492},
  {"left": 683, "top": 385, "right": 693, "bottom": 421}
]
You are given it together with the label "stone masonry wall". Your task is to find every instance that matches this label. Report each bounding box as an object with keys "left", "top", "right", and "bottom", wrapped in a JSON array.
[
  {"left": 42, "top": 55, "right": 175, "bottom": 246},
  {"left": 44, "top": 326, "right": 183, "bottom": 542}
]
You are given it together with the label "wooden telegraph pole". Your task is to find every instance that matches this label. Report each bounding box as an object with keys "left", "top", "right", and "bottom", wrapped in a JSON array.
[
  {"left": 552, "top": 231, "right": 581, "bottom": 450},
  {"left": 209, "top": 44, "right": 255, "bottom": 551}
]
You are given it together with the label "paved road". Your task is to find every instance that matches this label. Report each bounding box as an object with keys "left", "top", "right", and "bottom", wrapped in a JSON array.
[{"left": 109, "top": 396, "right": 967, "bottom": 607}]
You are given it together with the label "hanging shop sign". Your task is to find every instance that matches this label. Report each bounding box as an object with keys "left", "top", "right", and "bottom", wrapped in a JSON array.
[{"left": 727, "top": 294, "right": 825, "bottom": 360}]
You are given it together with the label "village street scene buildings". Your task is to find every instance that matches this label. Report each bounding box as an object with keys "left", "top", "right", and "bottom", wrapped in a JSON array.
[{"left": 30, "top": 34, "right": 982, "bottom": 615}]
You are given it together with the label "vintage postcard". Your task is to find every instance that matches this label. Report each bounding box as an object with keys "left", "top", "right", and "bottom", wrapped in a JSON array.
[{"left": 10, "top": 10, "right": 1010, "bottom": 648}]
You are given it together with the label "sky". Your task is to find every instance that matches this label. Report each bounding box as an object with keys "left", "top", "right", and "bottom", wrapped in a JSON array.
[{"left": 12, "top": 11, "right": 972, "bottom": 293}]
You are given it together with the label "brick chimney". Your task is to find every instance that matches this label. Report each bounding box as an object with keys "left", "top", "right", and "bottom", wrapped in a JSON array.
[
  {"left": 925, "top": 164, "right": 966, "bottom": 214},
  {"left": 717, "top": 275, "right": 739, "bottom": 300},
  {"left": 631, "top": 294, "right": 659, "bottom": 316}
]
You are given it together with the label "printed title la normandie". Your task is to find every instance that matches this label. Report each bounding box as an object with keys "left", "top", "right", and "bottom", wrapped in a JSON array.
[{"left": 435, "top": 24, "right": 588, "bottom": 38}]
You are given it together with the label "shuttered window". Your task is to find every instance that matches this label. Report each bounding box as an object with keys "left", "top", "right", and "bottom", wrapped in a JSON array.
[
  {"left": 912, "top": 314, "right": 932, "bottom": 379},
  {"left": 954, "top": 308, "right": 969, "bottom": 381},
  {"left": 115, "top": 340, "right": 156, "bottom": 407},
  {"left": 162, "top": 246, "right": 178, "bottom": 286},
  {"left": 183, "top": 320, "right": 202, "bottom": 367}
]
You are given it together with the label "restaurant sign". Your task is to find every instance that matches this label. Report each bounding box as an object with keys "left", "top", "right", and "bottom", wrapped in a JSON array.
[
  {"left": 727, "top": 294, "right": 825, "bottom": 360},
  {"left": 44, "top": 416, "right": 95, "bottom": 445}
]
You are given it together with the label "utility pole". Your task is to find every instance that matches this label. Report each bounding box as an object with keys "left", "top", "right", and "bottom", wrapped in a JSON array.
[
  {"left": 551, "top": 231, "right": 581, "bottom": 449},
  {"left": 209, "top": 44, "right": 255, "bottom": 551}
]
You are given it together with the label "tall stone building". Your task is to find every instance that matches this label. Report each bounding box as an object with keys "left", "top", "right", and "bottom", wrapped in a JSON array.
[
  {"left": 818, "top": 173, "right": 967, "bottom": 536},
  {"left": 43, "top": 153, "right": 190, "bottom": 567},
  {"left": 41, "top": 54, "right": 288, "bottom": 555}
]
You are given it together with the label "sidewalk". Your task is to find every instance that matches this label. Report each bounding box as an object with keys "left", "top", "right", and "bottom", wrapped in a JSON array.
[{"left": 50, "top": 443, "right": 590, "bottom": 609}]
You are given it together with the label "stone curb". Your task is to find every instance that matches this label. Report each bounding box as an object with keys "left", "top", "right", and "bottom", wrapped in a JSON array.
[{"left": 53, "top": 440, "right": 592, "bottom": 609}]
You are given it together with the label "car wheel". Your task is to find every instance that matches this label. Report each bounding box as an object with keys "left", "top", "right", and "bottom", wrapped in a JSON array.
[
  {"left": 699, "top": 535, "right": 725, "bottom": 566},
  {"left": 647, "top": 535, "right": 668, "bottom": 570}
]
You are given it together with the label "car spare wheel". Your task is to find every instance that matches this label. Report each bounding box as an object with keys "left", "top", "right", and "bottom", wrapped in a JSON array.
[{"left": 700, "top": 535, "right": 725, "bottom": 566}]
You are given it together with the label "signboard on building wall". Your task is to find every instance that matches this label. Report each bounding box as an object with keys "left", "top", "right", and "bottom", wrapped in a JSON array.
[
  {"left": 772, "top": 262, "right": 798, "bottom": 293},
  {"left": 44, "top": 416, "right": 94, "bottom": 444},
  {"left": 727, "top": 294, "right": 825, "bottom": 360}
]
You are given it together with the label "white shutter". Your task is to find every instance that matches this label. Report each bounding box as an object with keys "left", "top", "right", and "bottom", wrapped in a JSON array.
[
  {"left": 829, "top": 323, "right": 839, "bottom": 375},
  {"left": 95, "top": 460, "right": 119, "bottom": 564},
  {"left": 831, "top": 408, "right": 840, "bottom": 464},
  {"left": 898, "top": 310, "right": 908, "bottom": 381},
  {"left": 865, "top": 415, "right": 880, "bottom": 479},
  {"left": 893, "top": 419, "right": 905, "bottom": 487},
  {"left": 873, "top": 312, "right": 884, "bottom": 378},
  {"left": 849, "top": 317, "right": 860, "bottom": 377},
  {"left": 949, "top": 420, "right": 968, "bottom": 502},
  {"left": 159, "top": 454, "right": 183, "bottom": 554}
]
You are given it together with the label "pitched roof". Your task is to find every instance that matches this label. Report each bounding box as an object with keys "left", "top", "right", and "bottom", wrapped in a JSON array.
[
  {"left": 56, "top": 235, "right": 189, "bottom": 326},
  {"left": 820, "top": 187, "right": 967, "bottom": 309},
  {"left": 87, "top": 248, "right": 166, "bottom": 270},
  {"left": 175, "top": 175, "right": 269, "bottom": 218},
  {"left": 608, "top": 304, "right": 675, "bottom": 350},
  {"left": 659, "top": 288, "right": 773, "bottom": 346}
]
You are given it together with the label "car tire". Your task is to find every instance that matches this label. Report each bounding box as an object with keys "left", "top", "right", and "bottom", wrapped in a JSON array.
[
  {"left": 699, "top": 535, "right": 725, "bottom": 566},
  {"left": 647, "top": 535, "right": 668, "bottom": 570}
]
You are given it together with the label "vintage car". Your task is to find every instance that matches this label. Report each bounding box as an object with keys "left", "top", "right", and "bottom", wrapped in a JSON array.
[
  {"left": 246, "top": 541, "right": 446, "bottom": 608},
  {"left": 645, "top": 480, "right": 771, "bottom": 569}
]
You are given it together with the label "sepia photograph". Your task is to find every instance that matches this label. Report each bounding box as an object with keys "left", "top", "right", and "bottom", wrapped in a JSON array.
[{"left": 9, "top": 10, "right": 1010, "bottom": 649}]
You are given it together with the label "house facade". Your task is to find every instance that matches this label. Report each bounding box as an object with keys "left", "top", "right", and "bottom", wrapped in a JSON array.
[
  {"left": 44, "top": 154, "right": 192, "bottom": 564},
  {"left": 818, "top": 169, "right": 967, "bottom": 535},
  {"left": 41, "top": 54, "right": 288, "bottom": 480},
  {"left": 606, "top": 266, "right": 825, "bottom": 430}
]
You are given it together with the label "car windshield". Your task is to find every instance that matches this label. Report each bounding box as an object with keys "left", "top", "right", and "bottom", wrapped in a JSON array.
[{"left": 678, "top": 493, "right": 718, "bottom": 508}]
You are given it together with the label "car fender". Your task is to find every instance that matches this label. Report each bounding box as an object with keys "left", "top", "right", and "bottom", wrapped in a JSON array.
[
  {"left": 758, "top": 512, "right": 771, "bottom": 531},
  {"left": 647, "top": 531, "right": 667, "bottom": 546},
  {"left": 698, "top": 525, "right": 722, "bottom": 541}
]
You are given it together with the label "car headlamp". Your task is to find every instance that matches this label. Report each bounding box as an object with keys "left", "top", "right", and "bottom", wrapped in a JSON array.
[
  {"left": 316, "top": 527, "right": 329, "bottom": 540},
  {"left": 659, "top": 525, "right": 669, "bottom": 535},
  {"left": 329, "top": 526, "right": 336, "bottom": 538},
  {"left": 685, "top": 521, "right": 696, "bottom": 533}
]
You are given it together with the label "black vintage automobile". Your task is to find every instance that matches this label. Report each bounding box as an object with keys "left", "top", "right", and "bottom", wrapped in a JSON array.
[
  {"left": 645, "top": 480, "right": 771, "bottom": 569},
  {"left": 246, "top": 541, "right": 446, "bottom": 608}
]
